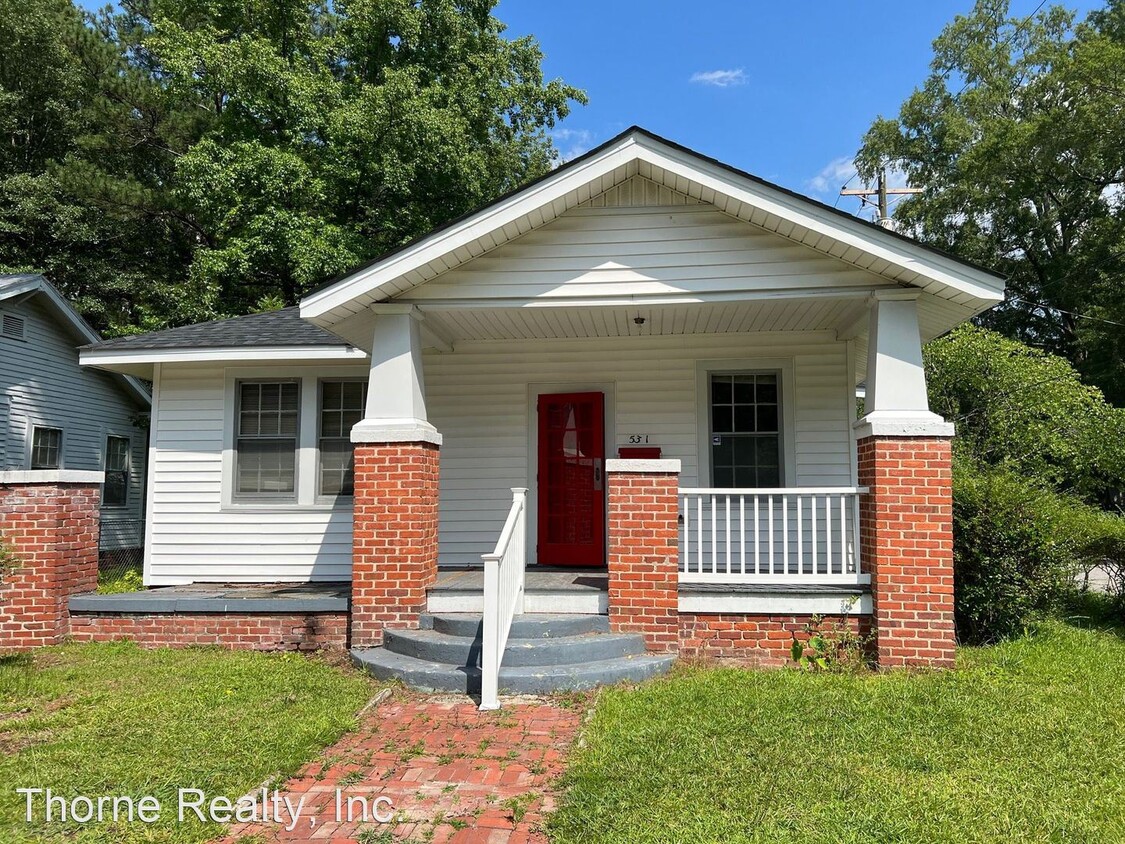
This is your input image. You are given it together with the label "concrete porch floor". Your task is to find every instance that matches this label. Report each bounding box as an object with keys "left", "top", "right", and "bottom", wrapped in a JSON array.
[{"left": 428, "top": 568, "right": 609, "bottom": 615}]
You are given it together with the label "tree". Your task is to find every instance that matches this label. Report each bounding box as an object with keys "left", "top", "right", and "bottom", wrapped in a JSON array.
[
  {"left": 858, "top": 0, "right": 1125, "bottom": 402},
  {"left": 0, "top": 0, "right": 585, "bottom": 332},
  {"left": 927, "top": 325, "right": 1125, "bottom": 505},
  {"left": 128, "top": 0, "right": 586, "bottom": 320},
  {"left": 0, "top": 0, "right": 194, "bottom": 335}
]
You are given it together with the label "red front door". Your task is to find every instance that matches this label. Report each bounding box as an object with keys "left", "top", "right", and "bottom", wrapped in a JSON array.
[{"left": 537, "top": 392, "right": 606, "bottom": 566}]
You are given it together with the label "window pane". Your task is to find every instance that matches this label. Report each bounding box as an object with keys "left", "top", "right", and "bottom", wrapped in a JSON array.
[
  {"left": 756, "top": 404, "right": 779, "bottom": 432},
  {"left": 31, "top": 427, "right": 62, "bottom": 469},
  {"left": 322, "top": 381, "right": 343, "bottom": 408},
  {"left": 733, "top": 375, "right": 756, "bottom": 404},
  {"left": 733, "top": 435, "right": 757, "bottom": 467},
  {"left": 343, "top": 381, "right": 365, "bottom": 408},
  {"left": 277, "top": 409, "right": 298, "bottom": 436},
  {"left": 757, "top": 463, "right": 781, "bottom": 487},
  {"left": 103, "top": 471, "right": 127, "bottom": 506},
  {"left": 235, "top": 382, "right": 299, "bottom": 497},
  {"left": 734, "top": 405, "right": 755, "bottom": 433},
  {"left": 712, "top": 436, "right": 733, "bottom": 468},
  {"left": 757, "top": 436, "right": 779, "bottom": 467},
  {"left": 708, "top": 372, "right": 783, "bottom": 488},
  {"left": 237, "top": 440, "right": 296, "bottom": 494},
  {"left": 106, "top": 436, "right": 130, "bottom": 471},
  {"left": 321, "top": 410, "right": 342, "bottom": 438},
  {"left": 102, "top": 436, "right": 130, "bottom": 506},
  {"left": 318, "top": 381, "right": 367, "bottom": 497},
  {"left": 757, "top": 376, "right": 778, "bottom": 403},
  {"left": 319, "top": 439, "right": 355, "bottom": 496},
  {"left": 711, "top": 375, "right": 732, "bottom": 404}
]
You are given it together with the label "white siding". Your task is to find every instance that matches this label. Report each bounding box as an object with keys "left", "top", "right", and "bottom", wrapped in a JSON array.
[
  {"left": 0, "top": 296, "right": 147, "bottom": 544},
  {"left": 147, "top": 332, "right": 855, "bottom": 581},
  {"left": 408, "top": 203, "right": 891, "bottom": 303},
  {"left": 426, "top": 332, "right": 855, "bottom": 566},
  {"left": 146, "top": 363, "right": 358, "bottom": 584}
]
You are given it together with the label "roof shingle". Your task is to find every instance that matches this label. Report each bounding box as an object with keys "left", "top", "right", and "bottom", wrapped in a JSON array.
[{"left": 81, "top": 307, "right": 347, "bottom": 352}]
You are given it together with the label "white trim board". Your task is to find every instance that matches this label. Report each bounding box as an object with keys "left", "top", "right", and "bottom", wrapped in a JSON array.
[{"left": 679, "top": 592, "right": 872, "bottom": 615}]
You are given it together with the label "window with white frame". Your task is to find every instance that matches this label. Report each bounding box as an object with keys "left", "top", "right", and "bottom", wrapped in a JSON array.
[
  {"left": 103, "top": 435, "right": 130, "bottom": 506},
  {"left": 30, "top": 426, "right": 63, "bottom": 469},
  {"left": 235, "top": 381, "right": 300, "bottom": 497},
  {"left": 318, "top": 379, "right": 368, "bottom": 497},
  {"left": 709, "top": 372, "right": 781, "bottom": 488}
]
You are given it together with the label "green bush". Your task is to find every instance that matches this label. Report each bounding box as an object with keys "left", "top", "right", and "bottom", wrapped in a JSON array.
[
  {"left": 952, "top": 459, "right": 1125, "bottom": 643},
  {"left": 924, "top": 326, "right": 1125, "bottom": 642}
]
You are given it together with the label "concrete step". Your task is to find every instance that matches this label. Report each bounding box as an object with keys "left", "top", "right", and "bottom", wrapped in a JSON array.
[
  {"left": 424, "top": 612, "right": 610, "bottom": 639},
  {"left": 351, "top": 646, "right": 675, "bottom": 695},
  {"left": 427, "top": 590, "right": 607, "bottom": 615},
  {"left": 384, "top": 626, "right": 645, "bottom": 667}
]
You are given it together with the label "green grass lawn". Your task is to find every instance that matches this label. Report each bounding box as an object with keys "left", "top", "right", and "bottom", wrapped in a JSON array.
[
  {"left": 550, "top": 619, "right": 1125, "bottom": 844},
  {"left": 0, "top": 642, "right": 375, "bottom": 844}
]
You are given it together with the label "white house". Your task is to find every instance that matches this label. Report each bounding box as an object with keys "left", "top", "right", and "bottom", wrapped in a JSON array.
[
  {"left": 71, "top": 128, "right": 1004, "bottom": 701},
  {"left": 0, "top": 274, "right": 150, "bottom": 554}
]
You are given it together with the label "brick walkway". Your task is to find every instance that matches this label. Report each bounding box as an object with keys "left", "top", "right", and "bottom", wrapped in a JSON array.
[{"left": 216, "top": 692, "right": 586, "bottom": 843}]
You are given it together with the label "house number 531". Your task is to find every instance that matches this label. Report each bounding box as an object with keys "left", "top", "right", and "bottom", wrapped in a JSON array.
[{"left": 627, "top": 434, "right": 650, "bottom": 444}]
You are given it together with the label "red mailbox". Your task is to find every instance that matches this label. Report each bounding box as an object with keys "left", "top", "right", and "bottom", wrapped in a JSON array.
[{"left": 617, "top": 446, "right": 662, "bottom": 459}]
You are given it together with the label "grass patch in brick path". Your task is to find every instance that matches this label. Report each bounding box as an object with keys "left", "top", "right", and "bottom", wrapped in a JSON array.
[
  {"left": 0, "top": 641, "right": 375, "bottom": 843},
  {"left": 550, "top": 618, "right": 1125, "bottom": 843}
]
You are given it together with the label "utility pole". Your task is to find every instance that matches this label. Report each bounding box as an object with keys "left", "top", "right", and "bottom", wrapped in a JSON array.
[{"left": 840, "top": 170, "right": 921, "bottom": 229}]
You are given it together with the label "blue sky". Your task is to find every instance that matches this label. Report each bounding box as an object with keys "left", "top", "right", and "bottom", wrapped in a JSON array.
[{"left": 497, "top": 0, "right": 1103, "bottom": 219}]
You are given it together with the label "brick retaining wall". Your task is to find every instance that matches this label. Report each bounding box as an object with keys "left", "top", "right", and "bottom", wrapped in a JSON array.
[{"left": 68, "top": 612, "right": 349, "bottom": 650}]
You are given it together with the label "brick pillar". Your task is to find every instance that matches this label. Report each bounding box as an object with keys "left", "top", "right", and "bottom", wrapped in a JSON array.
[
  {"left": 1, "top": 475, "right": 102, "bottom": 650},
  {"left": 350, "top": 442, "right": 440, "bottom": 648},
  {"left": 858, "top": 436, "right": 955, "bottom": 668},
  {"left": 606, "top": 459, "right": 681, "bottom": 653}
]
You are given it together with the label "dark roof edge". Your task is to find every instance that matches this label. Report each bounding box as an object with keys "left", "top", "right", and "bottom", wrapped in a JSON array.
[{"left": 303, "top": 124, "right": 1005, "bottom": 303}]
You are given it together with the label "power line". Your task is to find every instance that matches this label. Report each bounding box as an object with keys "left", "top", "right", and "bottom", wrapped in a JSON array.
[
  {"left": 833, "top": 171, "right": 858, "bottom": 209},
  {"left": 949, "top": 0, "right": 1049, "bottom": 99},
  {"left": 840, "top": 2, "right": 1051, "bottom": 219},
  {"left": 1010, "top": 297, "right": 1125, "bottom": 329}
]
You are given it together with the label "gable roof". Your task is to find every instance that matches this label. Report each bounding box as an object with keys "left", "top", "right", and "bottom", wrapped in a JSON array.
[
  {"left": 82, "top": 307, "right": 346, "bottom": 352},
  {"left": 300, "top": 126, "right": 1005, "bottom": 330},
  {"left": 0, "top": 274, "right": 150, "bottom": 406}
]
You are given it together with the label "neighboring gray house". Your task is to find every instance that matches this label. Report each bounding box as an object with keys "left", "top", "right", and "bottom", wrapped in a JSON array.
[{"left": 0, "top": 274, "right": 151, "bottom": 552}]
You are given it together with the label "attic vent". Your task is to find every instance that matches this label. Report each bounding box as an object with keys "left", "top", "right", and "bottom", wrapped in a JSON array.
[{"left": 1, "top": 313, "right": 25, "bottom": 341}]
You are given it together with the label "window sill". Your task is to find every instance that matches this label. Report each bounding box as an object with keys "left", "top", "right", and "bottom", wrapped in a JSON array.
[{"left": 220, "top": 502, "right": 351, "bottom": 513}]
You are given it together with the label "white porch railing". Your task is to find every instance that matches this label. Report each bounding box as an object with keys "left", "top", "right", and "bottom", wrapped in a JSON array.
[
  {"left": 678, "top": 487, "right": 868, "bottom": 584},
  {"left": 479, "top": 487, "right": 529, "bottom": 711}
]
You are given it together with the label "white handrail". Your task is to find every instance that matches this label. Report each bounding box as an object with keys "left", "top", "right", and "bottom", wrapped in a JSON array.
[
  {"left": 679, "top": 487, "right": 869, "bottom": 584},
  {"left": 479, "top": 487, "right": 528, "bottom": 711}
]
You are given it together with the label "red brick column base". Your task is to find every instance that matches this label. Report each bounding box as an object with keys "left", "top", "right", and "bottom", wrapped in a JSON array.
[
  {"left": 606, "top": 463, "right": 680, "bottom": 653},
  {"left": 1, "top": 481, "right": 101, "bottom": 650},
  {"left": 858, "top": 436, "right": 955, "bottom": 668},
  {"left": 350, "top": 442, "right": 440, "bottom": 648}
]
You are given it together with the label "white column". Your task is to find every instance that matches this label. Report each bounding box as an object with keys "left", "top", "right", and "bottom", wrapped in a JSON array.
[
  {"left": 351, "top": 304, "right": 442, "bottom": 445},
  {"left": 854, "top": 291, "right": 954, "bottom": 439}
]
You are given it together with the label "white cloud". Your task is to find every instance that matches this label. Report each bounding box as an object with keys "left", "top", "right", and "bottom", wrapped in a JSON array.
[
  {"left": 551, "top": 128, "right": 595, "bottom": 164},
  {"left": 806, "top": 156, "right": 858, "bottom": 199},
  {"left": 690, "top": 68, "right": 748, "bottom": 88}
]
